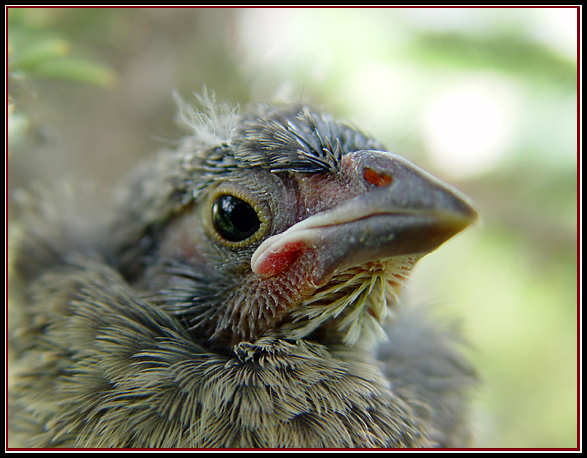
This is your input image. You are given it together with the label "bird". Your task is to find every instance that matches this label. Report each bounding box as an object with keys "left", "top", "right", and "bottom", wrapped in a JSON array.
[{"left": 8, "top": 92, "right": 478, "bottom": 449}]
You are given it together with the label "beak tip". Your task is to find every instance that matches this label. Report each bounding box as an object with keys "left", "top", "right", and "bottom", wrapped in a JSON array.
[{"left": 441, "top": 199, "right": 479, "bottom": 238}]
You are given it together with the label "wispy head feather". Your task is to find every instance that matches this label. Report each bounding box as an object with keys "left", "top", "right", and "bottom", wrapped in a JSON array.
[
  {"left": 173, "top": 94, "right": 384, "bottom": 197},
  {"left": 174, "top": 89, "right": 240, "bottom": 156}
]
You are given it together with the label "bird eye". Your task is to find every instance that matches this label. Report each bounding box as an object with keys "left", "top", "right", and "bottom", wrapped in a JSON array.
[{"left": 211, "top": 195, "right": 261, "bottom": 242}]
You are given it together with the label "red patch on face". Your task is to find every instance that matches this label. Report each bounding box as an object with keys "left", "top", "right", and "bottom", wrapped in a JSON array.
[
  {"left": 254, "top": 240, "right": 308, "bottom": 277},
  {"left": 363, "top": 168, "right": 393, "bottom": 187}
]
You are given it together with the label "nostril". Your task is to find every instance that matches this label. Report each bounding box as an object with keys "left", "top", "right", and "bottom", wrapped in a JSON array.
[{"left": 363, "top": 167, "right": 393, "bottom": 187}]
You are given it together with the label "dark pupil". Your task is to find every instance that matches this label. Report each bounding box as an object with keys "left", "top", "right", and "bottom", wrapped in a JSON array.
[{"left": 212, "top": 195, "right": 261, "bottom": 242}]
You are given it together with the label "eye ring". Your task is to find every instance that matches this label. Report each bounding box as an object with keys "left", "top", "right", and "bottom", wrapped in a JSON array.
[
  {"left": 212, "top": 194, "right": 260, "bottom": 242},
  {"left": 207, "top": 188, "right": 268, "bottom": 247}
]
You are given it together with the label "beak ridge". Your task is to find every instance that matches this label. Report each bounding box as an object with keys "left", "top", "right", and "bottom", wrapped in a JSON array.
[{"left": 252, "top": 150, "right": 478, "bottom": 283}]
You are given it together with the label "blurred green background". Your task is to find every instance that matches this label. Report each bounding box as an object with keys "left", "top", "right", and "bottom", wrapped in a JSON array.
[{"left": 7, "top": 7, "right": 578, "bottom": 449}]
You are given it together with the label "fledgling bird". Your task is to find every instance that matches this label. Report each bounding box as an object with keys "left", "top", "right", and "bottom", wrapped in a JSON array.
[{"left": 9, "top": 93, "right": 478, "bottom": 448}]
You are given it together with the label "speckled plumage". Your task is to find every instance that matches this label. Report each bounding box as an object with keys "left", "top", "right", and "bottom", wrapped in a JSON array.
[{"left": 9, "top": 93, "right": 477, "bottom": 448}]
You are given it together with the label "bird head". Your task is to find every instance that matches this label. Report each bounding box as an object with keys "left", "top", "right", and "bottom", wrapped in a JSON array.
[{"left": 113, "top": 95, "right": 477, "bottom": 349}]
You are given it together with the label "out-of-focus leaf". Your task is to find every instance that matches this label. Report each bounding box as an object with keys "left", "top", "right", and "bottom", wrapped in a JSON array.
[
  {"left": 408, "top": 32, "right": 576, "bottom": 84},
  {"left": 29, "top": 57, "right": 117, "bottom": 88},
  {"left": 8, "top": 37, "right": 70, "bottom": 73},
  {"left": 7, "top": 7, "right": 116, "bottom": 88}
]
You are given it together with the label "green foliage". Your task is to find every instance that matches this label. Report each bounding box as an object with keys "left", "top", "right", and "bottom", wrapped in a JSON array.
[{"left": 8, "top": 8, "right": 116, "bottom": 87}]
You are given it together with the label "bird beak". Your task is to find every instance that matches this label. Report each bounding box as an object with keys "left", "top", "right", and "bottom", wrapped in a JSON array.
[{"left": 251, "top": 150, "right": 478, "bottom": 286}]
